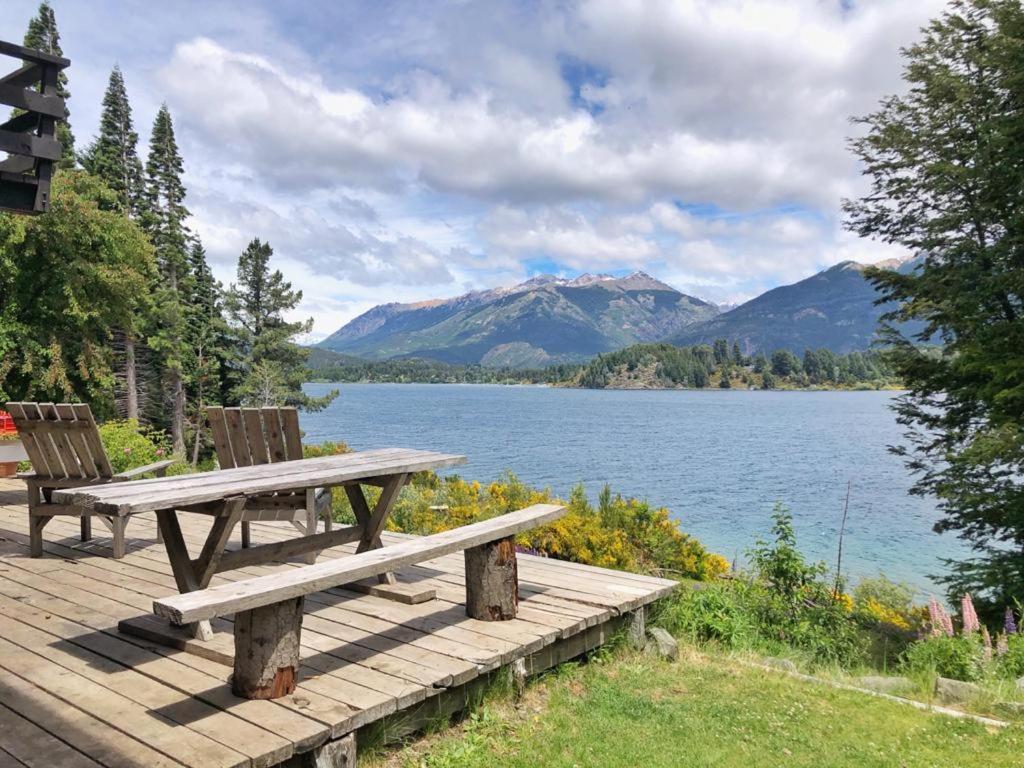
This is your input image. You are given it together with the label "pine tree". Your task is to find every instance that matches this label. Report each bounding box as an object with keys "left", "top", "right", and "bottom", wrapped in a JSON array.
[
  {"left": 21, "top": 1, "right": 75, "bottom": 168},
  {"left": 81, "top": 66, "right": 143, "bottom": 215},
  {"left": 81, "top": 66, "right": 147, "bottom": 418},
  {"left": 845, "top": 0, "right": 1024, "bottom": 614},
  {"left": 142, "top": 105, "right": 192, "bottom": 454},
  {"left": 184, "top": 240, "right": 235, "bottom": 465},
  {"left": 226, "top": 238, "right": 336, "bottom": 410}
]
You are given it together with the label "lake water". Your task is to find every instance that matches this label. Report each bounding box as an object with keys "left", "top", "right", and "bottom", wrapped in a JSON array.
[{"left": 302, "top": 383, "right": 967, "bottom": 595}]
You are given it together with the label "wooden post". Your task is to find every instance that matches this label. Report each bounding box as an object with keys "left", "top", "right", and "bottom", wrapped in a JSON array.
[
  {"left": 464, "top": 535, "right": 518, "bottom": 621},
  {"left": 232, "top": 597, "right": 304, "bottom": 699}
]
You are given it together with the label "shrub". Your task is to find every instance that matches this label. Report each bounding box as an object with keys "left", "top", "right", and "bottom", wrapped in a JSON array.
[
  {"left": 97, "top": 419, "right": 170, "bottom": 473},
  {"left": 379, "top": 472, "right": 728, "bottom": 580},
  {"left": 902, "top": 634, "right": 984, "bottom": 681},
  {"left": 994, "top": 634, "right": 1024, "bottom": 679},
  {"left": 657, "top": 581, "right": 759, "bottom": 647},
  {"left": 853, "top": 576, "right": 924, "bottom": 633}
]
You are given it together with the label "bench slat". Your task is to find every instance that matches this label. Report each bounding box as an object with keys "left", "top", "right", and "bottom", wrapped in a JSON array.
[{"left": 154, "top": 504, "right": 567, "bottom": 625}]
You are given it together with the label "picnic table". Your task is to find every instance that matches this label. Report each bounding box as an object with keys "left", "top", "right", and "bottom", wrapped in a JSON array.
[{"left": 54, "top": 447, "right": 466, "bottom": 641}]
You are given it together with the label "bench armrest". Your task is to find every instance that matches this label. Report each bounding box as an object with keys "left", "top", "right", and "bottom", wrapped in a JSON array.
[{"left": 115, "top": 459, "right": 175, "bottom": 480}]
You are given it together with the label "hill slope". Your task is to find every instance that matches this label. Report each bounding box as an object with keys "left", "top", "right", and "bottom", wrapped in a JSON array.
[
  {"left": 669, "top": 259, "right": 917, "bottom": 354},
  {"left": 317, "top": 272, "right": 719, "bottom": 366}
]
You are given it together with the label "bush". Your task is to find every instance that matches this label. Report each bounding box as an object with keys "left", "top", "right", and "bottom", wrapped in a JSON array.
[
  {"left": 97, "top": 419, "right": 170, "bottom": 473},
  {"left": 902, "top": 634, "right": 985, "bottom": 681},
  {"left": 995, "top": 634, "right": 1024, "bottom": 679},
  {"left": 853, "top": 576, "right": 925, "bottom": 633},
  {"left": 379, "top": 473, "right": 728, "bottom": 580}
]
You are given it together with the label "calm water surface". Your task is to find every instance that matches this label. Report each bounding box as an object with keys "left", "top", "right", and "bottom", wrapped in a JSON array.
[{"left": 302, "top": 383, "right": 966, "bottom": 594}]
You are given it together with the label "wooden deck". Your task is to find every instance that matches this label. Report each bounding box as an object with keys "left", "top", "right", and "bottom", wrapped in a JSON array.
[{"left": 0, "top": 478, "right": 677, "bottom": 767}]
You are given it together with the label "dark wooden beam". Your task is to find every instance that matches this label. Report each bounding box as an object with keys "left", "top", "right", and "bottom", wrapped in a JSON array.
[
  {"left": 0, "top": 111, "right": 39, "bottom": 134},
  {"left": 0, "top": 128, "right": 61, "bottom": 160},
  {"left": 0, "top": 40, "right": 69, "bottom": 69},
  {"left": 0, "top": 83, "right": 66, "bottom": 119}
]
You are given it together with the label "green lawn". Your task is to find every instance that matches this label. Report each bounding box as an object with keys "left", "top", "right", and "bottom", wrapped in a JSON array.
[{"left": 368, "top": 648, "right": 1022, "bottom": 768}]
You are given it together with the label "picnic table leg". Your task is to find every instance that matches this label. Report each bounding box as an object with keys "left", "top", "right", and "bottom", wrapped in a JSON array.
[
  {"left": 345, "top": 474, "right": 407, "bottom": 584},
  {"left": 155, "top": 498, "right": 245, "bottom": 641}
]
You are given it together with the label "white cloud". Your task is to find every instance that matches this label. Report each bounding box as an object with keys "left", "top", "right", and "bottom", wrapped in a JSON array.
[{"left": 14, "top": 0, "right": 947, "bottom": 335}]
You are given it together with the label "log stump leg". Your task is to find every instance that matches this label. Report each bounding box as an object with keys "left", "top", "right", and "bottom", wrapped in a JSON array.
[
  {"left": 465, "top": 535, "right": 519, "bottom": 621},
  {"left": 233, "top": 597, "right": 304, "bottom": 699}
]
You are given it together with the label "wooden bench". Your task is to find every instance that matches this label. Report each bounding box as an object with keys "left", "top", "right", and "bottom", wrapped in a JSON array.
[{"left": 153, "top": 503, "right": 567, "bottom": 699}]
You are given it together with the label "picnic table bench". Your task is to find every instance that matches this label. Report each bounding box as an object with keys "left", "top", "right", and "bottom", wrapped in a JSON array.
[
  {"left": 55, "top": 445, "right": 569, "bottom": 703},
  {"left": 54, "top": 447, "right": 467, "bottom": 641}
]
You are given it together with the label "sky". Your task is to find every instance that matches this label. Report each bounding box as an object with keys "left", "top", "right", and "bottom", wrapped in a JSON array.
[{"left": 4, "top": 0, "right": 947, "bottom": 340}]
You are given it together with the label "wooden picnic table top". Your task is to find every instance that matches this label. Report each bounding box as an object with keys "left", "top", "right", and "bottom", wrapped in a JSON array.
[{"left": 52, "top": 448, "right": 466, "bottom": 517}]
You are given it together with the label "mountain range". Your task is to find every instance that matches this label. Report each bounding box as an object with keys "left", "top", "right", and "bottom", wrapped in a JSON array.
[
  {"left": 317, "top": 259, "right": 916, "bottom": 366},
  {"left": 317, "top": 272, "right": 718, "bottom": 367}
]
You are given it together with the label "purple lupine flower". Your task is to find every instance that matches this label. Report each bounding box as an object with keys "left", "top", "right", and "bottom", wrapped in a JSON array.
[
  {"left": 1006, "top": 607, "right": 1018, "bottom": 635},
  {"left": 962, "top": 593, "right": 980, "bottom": 634}
]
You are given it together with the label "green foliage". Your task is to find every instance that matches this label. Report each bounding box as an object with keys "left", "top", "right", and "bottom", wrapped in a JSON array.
[
  {"left": 574, "top": 342, "right": 894, "bottom": 390},
  {"left": 308, "top": 351, "right": 578, "bottom": 385},
  {"left": 226, "top": 239, "right": 336, "bottom": 411},
  {"left": 370, "top": 471, "right": 728, "bottom": 580},
  {"left": 845, "top": 0, "right": 1024, "bottom": 615},
  {"left": 0, "top": 171, "right": 155, "bottom": 413},
  {"left": 658, "top": 506, "right": 868, "bottom": 666},
  {"left": 20, "top": 1, "right": 74, "bottom": 168},
  {"left": 97, "top": 419, "right": 169, "bottom": 473},
  {"left": 995, "top": 634, "right": 1024, "bottom": 679},
  {"left": 80, "top": 66, "right": 144, "bottom": 216},
  {"left": 902, "top": 635, "right": 985, "bottom": 682}
]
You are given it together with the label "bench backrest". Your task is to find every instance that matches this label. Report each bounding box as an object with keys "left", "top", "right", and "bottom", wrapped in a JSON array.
[
  {"left": 5, "top": 402, "right": 114, "bottom": 480},
  {"left": 154, "top": 502, "right": 567, "bottom": 624},
  {"left": 206, "top": 406, "right": 303, "bottom": 468}
]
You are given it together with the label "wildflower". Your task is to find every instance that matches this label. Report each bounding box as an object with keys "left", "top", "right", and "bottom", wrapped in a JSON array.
[
  {"left": 981, "top": 626, "right": 992, "bottom": 663},
  {"left": 929, "top": 596, "right": 954, "bottom": 637},
  {"left": 156, "top": 448, "right": 164, "bottom": 457},
  {"left": 1006, "top": 607, "right": 1018, "bottom": 635},
  {"left": 996, "top": 632, "right": 1009, "bottom": 656},
  {"left": 961, "top": 593, "right": 980, "bottom": 634},
  {"left": 123, "top": 447, "right": 131, "bottom": 455}
]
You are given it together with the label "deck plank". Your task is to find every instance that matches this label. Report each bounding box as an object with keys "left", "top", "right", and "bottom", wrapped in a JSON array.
[{"left": 0, "top": 478, "right": 678, "bottom": 767}]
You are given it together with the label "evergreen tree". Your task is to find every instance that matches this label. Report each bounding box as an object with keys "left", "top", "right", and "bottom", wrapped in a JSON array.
[
  {"left": 21, "top": 1, "right": 75, "bottom": 168},
  {"left": 226, "top": 238, "right": 336, "bottom": 410},
  {"left": 142, "top": 105, "right": 192, "bottom": 453},
  {"left": 81, "top": 65, "right": 147, "bottom": 419},
  {"left": 731, "top": 342, "right": 743, "bottom": 366},
  {"left": 0, "top": 172, "right": 154, "bottom": 411},
  {"left": 183, "top": 239, "right": 236, "bottom": 465},
  {"left": 80, "top": 66, "right": 143, "bottom": 215},
  {"left": 845, "top": 0, "right": 1024, "bottom": 612}
]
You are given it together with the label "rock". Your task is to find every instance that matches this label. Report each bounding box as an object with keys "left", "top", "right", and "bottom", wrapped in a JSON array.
[
  {"left": 934, "top": 677, "right": 982, "bottom": 704},
  {"left": 856, "top": 676, "right": 913, "bottom": 695},
  {"left": 995, "top": 701, "right": 1024, "bottom": 716},
  {"left": 762, "top": 657, "right": 798, "bottom": 673},
  {"left": 645, "top": 627, "right": 679, "bottom": 661}
]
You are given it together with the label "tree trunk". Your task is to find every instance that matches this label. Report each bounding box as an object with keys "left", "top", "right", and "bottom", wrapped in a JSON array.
[
  {"left": 171, "top": 368, "right": 186, "bottom": 455},
  {"left": 125, "top": 335, "right": 139, "bottom": 420}
]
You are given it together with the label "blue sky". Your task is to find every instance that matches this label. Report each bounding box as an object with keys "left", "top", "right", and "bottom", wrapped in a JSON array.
[{"left": 4, "top": 0, "right": 945, "bottom": 339}]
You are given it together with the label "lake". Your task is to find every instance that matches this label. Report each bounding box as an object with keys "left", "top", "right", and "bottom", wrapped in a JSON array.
[{"left": 301, "top": 383, "right": 967, "bottom": 595}]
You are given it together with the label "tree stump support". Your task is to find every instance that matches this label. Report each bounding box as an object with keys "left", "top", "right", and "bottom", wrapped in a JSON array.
[
  {"left": 464, "top": 535, "right": 519, "bottom": 621},
  {"left": 232, "top": 597, "right": 303, "bottom": 699}
]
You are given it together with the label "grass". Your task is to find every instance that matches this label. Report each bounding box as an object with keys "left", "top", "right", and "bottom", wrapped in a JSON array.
[{"left": 364, "top": 646, "right": 1023, "bottom": 768}]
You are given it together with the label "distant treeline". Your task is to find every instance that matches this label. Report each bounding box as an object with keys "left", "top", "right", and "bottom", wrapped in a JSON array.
[
  {"left": 309, "top": 341, "right": 897, "bottom": 390},
  {"left": 308, "top": 352, "right": 580, "bottom": 385},
  {"left": 575, "top": 341, "right": 898, "bottom": 390}
]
